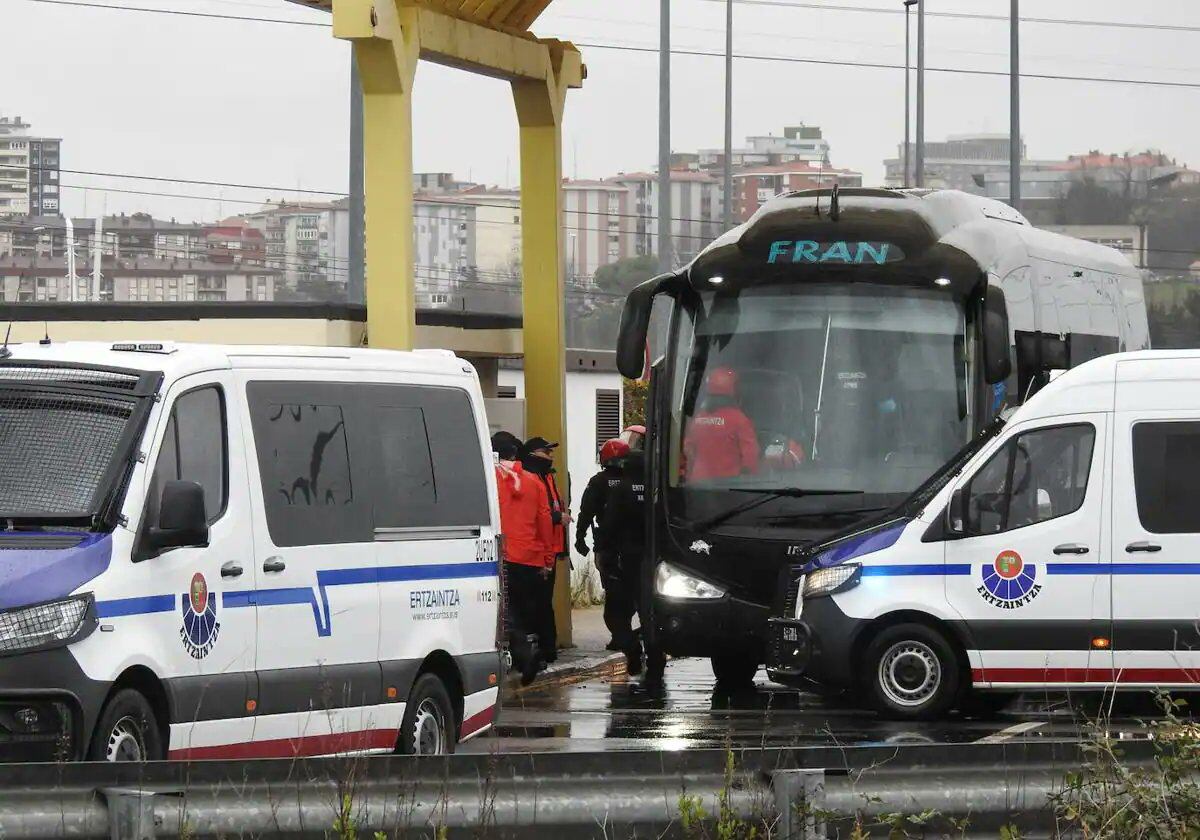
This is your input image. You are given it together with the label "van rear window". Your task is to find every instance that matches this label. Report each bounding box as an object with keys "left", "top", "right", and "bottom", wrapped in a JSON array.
[
  {"left": 1132, "top": 421, "right": 1200, "bottom": 534},
  {"left": 247, "top": 381, "right": 488, "bottom": 547}
]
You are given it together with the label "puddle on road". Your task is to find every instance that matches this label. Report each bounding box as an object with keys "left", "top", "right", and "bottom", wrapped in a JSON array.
[{"left": 474, "top": 657, "right": 1166, "bottom": 753}]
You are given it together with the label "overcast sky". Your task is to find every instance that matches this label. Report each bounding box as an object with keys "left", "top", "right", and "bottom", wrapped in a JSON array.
[{"left": 10, "top": 0, "right": 1200, "bottom": 222}]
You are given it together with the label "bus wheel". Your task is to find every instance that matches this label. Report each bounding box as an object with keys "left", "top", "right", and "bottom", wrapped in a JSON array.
[
  {"left": 960, "top": 690, "right": 1017, "bottom": 718},
  {"left": 88, "top": 689, "right": 164, "bottom": 762},
  {"left": 399, "top": 674, "right": 456, "bottom": 756},
  {"left": 711, "top": 653, "right": 759, "bottom": 690},
  {"left": 863, "top": 624, "right": 960, "bottom": 720}
]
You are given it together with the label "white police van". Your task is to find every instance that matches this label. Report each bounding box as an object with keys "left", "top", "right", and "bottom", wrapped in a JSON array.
[
  {"left": 0, "top": 342, "right": 502, "bottom": 761},
  {"left": 768, "top": 349, "right": 1200, "bottom": 719}
]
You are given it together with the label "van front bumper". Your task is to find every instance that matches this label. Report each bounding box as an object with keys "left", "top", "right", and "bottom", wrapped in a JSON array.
[
  {"left": 765, "top": 597, "right": 864, "bottom": 690},
  {"left": 0, "top": 648, "right": 109, "bottom": 761}
]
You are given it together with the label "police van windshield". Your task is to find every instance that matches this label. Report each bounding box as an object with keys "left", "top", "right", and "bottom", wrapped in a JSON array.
[
  {"left": 668, "top": 282, "right": 970, "bottom": 525},
  {"left": 0, "top": 366, "right": 145, "bottom": 523}
]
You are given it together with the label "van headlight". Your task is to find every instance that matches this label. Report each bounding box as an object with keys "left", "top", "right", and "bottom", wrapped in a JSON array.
[
  {"left": 655, "top": 562, "right": 726, "bottom": 600},
  {"left": 802, "top": 564, "right": 862, "bottom": 599},
  {"left": 0, "top": 596, "right": 94, "bottom": 656}
]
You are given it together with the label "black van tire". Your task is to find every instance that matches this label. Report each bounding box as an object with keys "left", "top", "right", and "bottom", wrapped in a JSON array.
[
  {"left": 711, "top": 653, "right": 760, "bottom": 689},
  {"left": 88, "top": 689, "right": 164, "bottom": 762},
  {"left": 399, "top": 674, "right": 457, "bottom": 756},
  {"left": 862, "top": 623, "right": 961, "bottom": 720}
]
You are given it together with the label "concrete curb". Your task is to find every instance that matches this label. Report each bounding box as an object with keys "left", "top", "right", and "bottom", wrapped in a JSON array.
[{"left": 507, "top": 650, "right": 627, "bottom": 694}]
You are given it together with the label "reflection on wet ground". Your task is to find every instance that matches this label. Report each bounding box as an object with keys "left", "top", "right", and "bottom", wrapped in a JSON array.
[{"left": 464, "top": 658, "right": 1167, "bottom": 754}]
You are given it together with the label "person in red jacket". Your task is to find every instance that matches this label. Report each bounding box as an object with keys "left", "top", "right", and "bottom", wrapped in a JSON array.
[
  {"left": 521, "top": 436, "right": 570, "bottom": 663},
  {"left": 491, "top": 431, "right": 549, "bottom": 683},
  {"left": 683, "top": 366, "right": 760, "bottom": 482}
]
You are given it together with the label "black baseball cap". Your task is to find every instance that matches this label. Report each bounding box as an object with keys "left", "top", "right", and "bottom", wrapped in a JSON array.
[
  {"left": 491, "top": 431, "right": 522, "bottom": 460},
  {"left": 523, "top": 436, "right": 559, "bottom": 454}
]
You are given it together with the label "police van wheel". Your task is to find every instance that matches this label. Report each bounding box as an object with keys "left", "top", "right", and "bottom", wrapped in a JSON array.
[
  {"left": 399, "top": 674, "right": 456, "bottom": 756},
  {"left": 863, "top": 624, "right": 961, "bottom": 720},
  {"left": 88, "top": 689, "right": 164, "bottom": 762}
]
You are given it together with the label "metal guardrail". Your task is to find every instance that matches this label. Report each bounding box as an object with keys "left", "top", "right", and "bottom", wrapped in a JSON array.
[{"left": 0, "top": 740, "right": 1160, "bottom": 839}]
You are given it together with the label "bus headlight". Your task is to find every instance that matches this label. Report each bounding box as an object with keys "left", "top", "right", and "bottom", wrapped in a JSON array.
[
  {"left": 655, "top": 562, "right": 726, "bottom": 600},
  {"left": 802, "top": 564, "right": 862, "bottom": 599},
  {"left": 0, "top": 596, "right": 93, "bottom": 655}
]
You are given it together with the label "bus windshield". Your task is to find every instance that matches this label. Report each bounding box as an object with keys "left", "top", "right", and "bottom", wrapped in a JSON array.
[{"left": 668, "top": 282, "right": 971, "bottom": 526}]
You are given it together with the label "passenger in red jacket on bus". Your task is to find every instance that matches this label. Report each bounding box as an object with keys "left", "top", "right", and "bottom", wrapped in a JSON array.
[{"left": 683, "top": 366, "right": 760, "bottom": 482}]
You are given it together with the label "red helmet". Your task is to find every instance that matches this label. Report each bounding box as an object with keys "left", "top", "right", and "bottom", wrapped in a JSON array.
[
  {"left": 706, "top": 366, "right": 739, "bottom": 397},
  {"left": 599, "top": 438, "right": 631, "bottom": 465}
]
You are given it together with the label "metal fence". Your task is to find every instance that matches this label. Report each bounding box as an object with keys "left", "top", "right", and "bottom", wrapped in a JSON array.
[{"left": 0, "top": 740, "right": 1160, "bottom": 838}]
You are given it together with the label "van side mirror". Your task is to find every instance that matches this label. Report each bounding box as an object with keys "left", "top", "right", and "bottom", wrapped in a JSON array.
[
  {"left": 616, "top": 272, "right": 682, "bottom": 379},
  {"left": 139, "top": 480, "right": 209, "bottom": 560},
  {"left": 983, "top": 285, "right": 1012, "bottom": 385},
  {"left": 946, "top": 487, "right": 968, "bottom": 537}
]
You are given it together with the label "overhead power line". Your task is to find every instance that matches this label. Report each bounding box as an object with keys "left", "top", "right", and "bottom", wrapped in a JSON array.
[
  {"left": 575, "top": 42, "right": 1200, "bottom": 91},
  {"left": 21, "top": 0, "right": 328, "bottom": 26},
  {"left": 18, "top": 0, "right": 1200, "bottom": 91},
  {"left": 9, "top": 161, "right": 739, "bottom": 228},
  {"left": 704, "top": 0, "right": 1200, "bottom": 36},
  {"left": 47, "top": 182, "right": 718, "bottom": 241}
]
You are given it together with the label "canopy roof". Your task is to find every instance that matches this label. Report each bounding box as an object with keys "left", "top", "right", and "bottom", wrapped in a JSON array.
[{"left": 287, "top": 0, "right": 554, "bottom": 33}]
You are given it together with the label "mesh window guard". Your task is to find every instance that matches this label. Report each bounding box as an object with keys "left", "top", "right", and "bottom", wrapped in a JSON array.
[
  {"left": 0, "top": 389, "right": 134, "bottom": 515},
  {"left": 0, "top": 366, "right": 140, "bottom": 391}
]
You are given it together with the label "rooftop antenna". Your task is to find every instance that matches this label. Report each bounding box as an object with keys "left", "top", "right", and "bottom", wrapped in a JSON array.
[
  {"left": 0, "top": 323, "right": 12, "bottom": 359},
  {"left": 829, "top": 182, "right": 841, "bottom": 221},
  {"left": 40, "top": 322, "right": 51, "bottom": 346}
]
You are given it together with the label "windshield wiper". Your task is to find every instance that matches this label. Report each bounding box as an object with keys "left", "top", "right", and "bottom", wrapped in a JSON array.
[
  {"left": 693, "top": 488, "right": 864, "bottom": 532},
  {"left": 761, "top": 505, "right": 890, "bottom": 523}
]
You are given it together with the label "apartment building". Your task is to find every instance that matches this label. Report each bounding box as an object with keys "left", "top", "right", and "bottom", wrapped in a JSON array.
[
  {"left": 0, "top": 116, "right": 62, "bottom": 217},
  {"left": 0, "top": 255, "right": 278, "bottom": 303}
]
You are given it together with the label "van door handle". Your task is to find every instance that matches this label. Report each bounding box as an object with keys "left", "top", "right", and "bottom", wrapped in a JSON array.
[
  {"left": 1053, "top": 543, "right": 1090, "bottom": 555},
  {"left": 262, "top": 557, "right": 287, "bottom": 573},
  {"left": 1126, "top": 541, "right": 1162, "bottom": 554},
  {"left": 220, "top": 561, "right": 244, "bottom": 578}
]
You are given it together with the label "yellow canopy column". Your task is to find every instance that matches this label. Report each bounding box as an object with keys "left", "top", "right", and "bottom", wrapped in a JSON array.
[
  {"left": 315, "top": 0, "right": 584, "bottom": 647},
  {"left": 513, "top": 44, "right": 576, "bottom": 646},
  {"left": 334, "top": 0, "right": 419, "bottom": 350}
]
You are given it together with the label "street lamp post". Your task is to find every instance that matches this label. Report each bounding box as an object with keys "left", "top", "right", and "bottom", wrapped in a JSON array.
[
  {"left": 723, "top": 0, "right": 734, "bottom": 229},
  {"left": 904, "top": 0, "right": 918, "bottom": 188},
  {"left": 1010, "top": 0, "right": 1021, "bottom": 211},
  {"left": 658, "top": 0, "right": 673, "bottom": 273},
  {"left": 915, "top": 0, "right": 926, "bottom": 188}
]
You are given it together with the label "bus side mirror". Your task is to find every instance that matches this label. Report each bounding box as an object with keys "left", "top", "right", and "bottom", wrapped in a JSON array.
[
  {"left": 983, "top": 286, "right": 1012, "bottom": 385},
  {"left": 946, "top": 487, "right": 968, "bottom": 536},
  {"left": 617, "top": 272, "right": 681, "bottom": 379}
]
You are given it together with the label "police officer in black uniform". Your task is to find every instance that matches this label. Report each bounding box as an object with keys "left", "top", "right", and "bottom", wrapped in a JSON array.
[
  {"left": 600, "top": 446, "right": 664, "bottom": 679},
  {"left": 576, "top": 438, "right": 630, "bottom": 651}
]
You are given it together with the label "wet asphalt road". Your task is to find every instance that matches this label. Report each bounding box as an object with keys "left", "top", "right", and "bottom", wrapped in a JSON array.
[{"left": 464, "top": 658, "right": 1164, "bottom": 754}]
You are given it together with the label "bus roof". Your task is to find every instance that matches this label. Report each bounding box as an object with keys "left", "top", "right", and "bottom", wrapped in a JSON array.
[{"left": 695, "top": 188, "right": 1140, "bottom": 281}]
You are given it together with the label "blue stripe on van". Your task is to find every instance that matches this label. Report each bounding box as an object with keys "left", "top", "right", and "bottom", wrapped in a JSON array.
[
  {"left": 94, "top": 560, "right": 498, "bottom": 634},
  {"left": 860, "top": 564, "right": 972, "bottom": 577},
  {"left": 95, "top": 594, "right": 177, "bottom": 618},
  {"left": 1048, "top": 563, "right": 1200, "bottom": 576}
]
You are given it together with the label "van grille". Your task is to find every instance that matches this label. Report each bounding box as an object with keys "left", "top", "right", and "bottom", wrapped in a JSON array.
[
  {"left": 0, "top": 535, "right": 86, "bottom": 550},
  {"left": 780, "top": 564, "right": 805, "bottom": 618}
]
